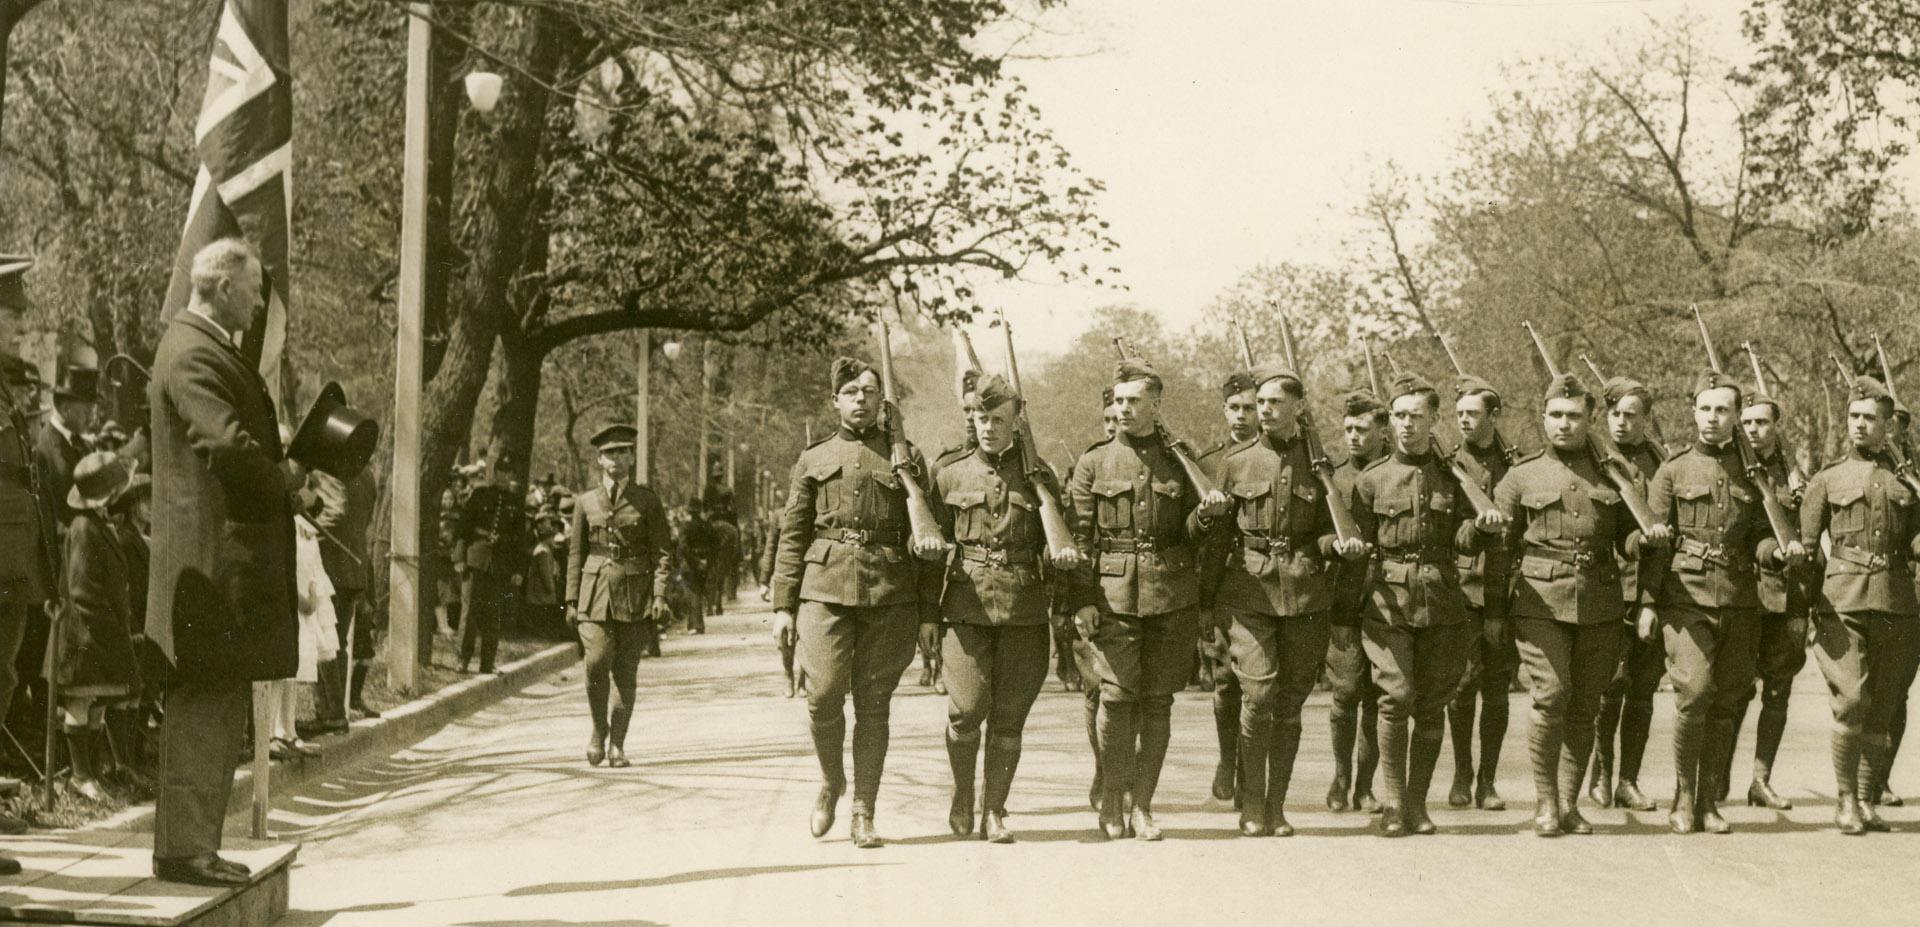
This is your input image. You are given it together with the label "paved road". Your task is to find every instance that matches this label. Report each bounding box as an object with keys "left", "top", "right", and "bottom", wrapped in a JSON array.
[{"left": 278, "top": 598, "right": 1919, "bottom": 927}]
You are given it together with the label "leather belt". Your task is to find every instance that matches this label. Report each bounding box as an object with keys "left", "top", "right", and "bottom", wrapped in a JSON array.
[
  {"left": 1375, "top": 547, "right": 1452, "bottom": 565},
  {"left": 1677, "top": 537, "right": 1748, "bottom": 570},
  {"left": 958, "top": 544, "right": 1037, "bottom": 566},
  {"left": 586, "top": 543, "right": 646, "bottom": 561},
  {"left": 1833, "top": 544, "right": 1906, "bottom": 571},
  {"left": 1526, "top": 545, "right": 1606, "bottom": 571},
  {"left": 817, "top": 526, "right": 905, "bottom": 547},
  {"left": 1098, "top": 536, "right": 1163, "bottom": 553},
  {"left": 1241, "top": 535, "right": 1297, "bottom": 555}
]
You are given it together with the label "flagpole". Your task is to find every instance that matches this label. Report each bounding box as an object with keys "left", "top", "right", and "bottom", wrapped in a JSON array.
[{"left": 386, "top": 2, "right": 431, "bottom": 692}]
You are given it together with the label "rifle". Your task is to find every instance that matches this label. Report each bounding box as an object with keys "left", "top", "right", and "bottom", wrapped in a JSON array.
[
  {"left": 1363, "top": 337, "right": 1387, "bottom": 400},
  {"left": 1523, "top": 321, "right": 1660, "bottom": 532},
  {"left": 1233, "top": 317, "right": 1256, "bottom": 370},
  {"left": 996, "top": 309, "right": 1079, "bottom": 566},
  {"left": 1273, "top": 314, "right": 1362, "bottom": 543},
  {"left": 1690, "top": 307, "right": 1797, "bottom": 553},
  {"left": 1381, "top": 345, "right": 1499, "bottom": 517},
  {"left": 952, "top": 328, "right": 985, "bottom": 401},
  {"left": 1743, "top": 342, "right": 1770, "bottom": 397},
  {"left": 1437, "top": 333, "right": 1520, "bottom": 466},
  {"left": 875, "top": 318, "right": 951, "bottom": 560},
  {"left": 1871, "top": 332, "right": 1920, "bottom": 496},
  {"left": 1111, "top": 337, "right": 1227, "bottom": 506}
]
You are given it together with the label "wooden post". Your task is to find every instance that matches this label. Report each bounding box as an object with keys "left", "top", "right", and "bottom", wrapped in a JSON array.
[
  {"left": 250, "top": 683, "right": 270, "bottom": 838},
  {"left": 696, "top": 340, "right": 712, "bottom": 487},
  {"left": 634, "top": 330, "right": 650, "bottom": 482},
  {"left": 386, "top": 2, "right": 431, "bottom": 692}
]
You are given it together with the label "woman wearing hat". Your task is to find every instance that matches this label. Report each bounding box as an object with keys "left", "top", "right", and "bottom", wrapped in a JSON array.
[{"left": 52, "top": 451, "right": 143, "bottom": 802}]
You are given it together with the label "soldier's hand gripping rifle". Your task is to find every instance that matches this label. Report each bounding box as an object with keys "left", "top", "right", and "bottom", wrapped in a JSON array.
[
  {"left": 1112, "top": 336, "right": 1229, "bottom": 510},
  {"left": 1384, "top": 342, "right": 1500, "bottom": 518},
  {"left": 1523, "top": 321, "right": 1661, "bottom": 532},
  {"left": 875, "top": 318, "right": 952, "bottom": 561},
  {"left": 997, "top": 309, "right": 1083, "bottom": 569},
  {"left": 1690, "top": 307, "right": 1800, "bottom": 557},
  {"left": 1272, "top": 313, "right": 1362, "bottom": 544},
  {"left": 1870, "top": 332, "right": 1920, "bottom": 496}
]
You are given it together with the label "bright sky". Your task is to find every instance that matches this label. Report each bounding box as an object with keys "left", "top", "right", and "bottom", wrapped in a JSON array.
[{"left": 963, "top": 0, "right": 1762, "bottom": 359}]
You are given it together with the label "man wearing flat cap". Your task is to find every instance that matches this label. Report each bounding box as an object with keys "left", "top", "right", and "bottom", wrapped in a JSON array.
[
  {"left": 0, "top": 256, "right": 55, "bottom": 870},
  {"left": 1723, "top": 389, "right": 1810, "bottom": 811},
  {"left": 1642, "top": 369, "right": 1795, "bottom": 834},
  {"left": 1325, "top": 390, "right": 1388, "bottom": 815},
  {"left": 1067, "top": 358, "right": 1228, "bottom": 840},
  {"left": 567, "top": 422, "right": 672, "bottom": 768},
  {"left": 1194, "top": 368, "right": 1259, "bottom": 803},
  {"left": 1351, "top": 373, "right": 1503, "bottom": 836},
  {"left": 1589, "top": 374, "right": 1670, "bottom": 812},
  {"left": 1446, "top": 375, "right": 1518, "bottom": 812},
  {"left": 770, "top": 356, "right": 942, "bottom": 848},
  {"left": 1799, "top": 376, "right": 1920, "bottom": 834},
  {"left": 924, "top": 372, "right": 1078, "bottom": 843},
  {"left": 1495, "top": 374, "right": 1652, "bottom": 835},
  {"left": 1202, "top": 361, "right": 1357, "bottom": 836}
]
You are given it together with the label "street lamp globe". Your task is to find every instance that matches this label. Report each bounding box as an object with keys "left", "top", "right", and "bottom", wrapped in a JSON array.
[
  {"left": 661, "top": 340, "right": 683, "bottom": 362},
  {"left": 464, "top": 71, "right": 503, "bottom": 114}
]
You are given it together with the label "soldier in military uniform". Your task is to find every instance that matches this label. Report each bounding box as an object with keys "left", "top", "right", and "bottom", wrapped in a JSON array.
[
  {"left": 566, "top": 424, "right": 673, "bottom": 768},
  {"left": 1327, "top": 391, "right": 1387, "bottom": 814},
  {"left": 769, "top": 358, "right": 942, "bottom": 849},
  {"left": 1799, "top": 376, "right": 1920, "bottom": 833},
  {"left": 0, "top": 257, "right": 54, "bottom": 870},
  {"left": 1066, "top": 387, "right": 1119, "bottom": 813},
  {"left": 1204, "top": 362, "right": 1354, "bottom": 836},
  {"left": 1067, "top": 359, "right": 1227, "bottom": 840},
  {"left": 927, "top": 373, "right": 1078, "bottom": 843},
  {"left": 1588, "top": 376, "right": 1669, "bottom": 812},
  {"left": 1878, "top": 402, "right": 1914, "bottom": 808},
  {"left": 1446, "top": 376, "right": 1517, "bottom": 811},
  {"left": 1496, "top": 374, "right": 1662, "bottom": 836},
  {"left": 1643, "top": 370, "right": 1795, "bottom": 834},
  {"left": 1726, "top": 391, "right": 1810, "bottom": 810},
  {"left": 452, "top": 445, "right": 531, "bottom": 674},
  {"left": 1194, "top": 368, "right": 1257, "bottom": 803},
  {"left": 1351, "top": 374, "right": 1504, "bottom": 836}
]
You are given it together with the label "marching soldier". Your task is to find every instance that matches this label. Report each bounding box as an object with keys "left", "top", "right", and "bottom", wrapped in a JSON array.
[
  {"left": 451, "top": 445, "right": 530, "bottom": 674},
  {"left": 1195, "top": 368, "right": 1257, "bottom": 803},
  {"left": 0, "top": 256, "right": 54, "bottom": 872},
  {"left": 1067, "top": 387, "right": 1120, "bottom": 814},
  {"left": 1496, "top": 374, "right": 1659, "bottom": 836},
  {"left": 1726, "top": 391, "right": 1809, "bottom": 809},
  {"left": 769, "top": 357, "right": 941, "bottom": 849},
  {"left": 1878, "top": 401, "right": 1914, "bottom": 807},
  {"left": 1327, "top": 391, "right": 1387, "bottom": 814},
  {"left": 1799, "top": 377, "right": 1920, "bottom": 834},
  {"left": 1352, "top": 374, "right": 1504, "bottom": 836},
  {"left": 927, "top": 373, "right": 1076, "bottom": 843},
  {"left": 1067, "top": 359, "right": 1227, "bottom": 840},
  {"left": 566, "top": 423, "right": 673, "bottom": 768},
  {"left": 1642, "top": 370, "right": 1794, "bottom": 834},
  {"left": 1204, "top": 362, "right": 1351, "bottom": 836},
  {"left": 1588, "top": 376, "right": 1668, "bottom": 811},
  {"left": 1447, "top": 376, "right": 1517, "bottom": 811}
]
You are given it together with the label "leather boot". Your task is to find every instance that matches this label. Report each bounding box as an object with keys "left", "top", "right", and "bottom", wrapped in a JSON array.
[
  {"left": 1327, "top": 706, "right": 1355, "bottom": 812},
  {"left": 1833, "top": 727, "right": 1867, "bottom": 834},
  {"left": 850, "top": 812, "right": 881, "bottom": 849},
  {"left": 1096, "top": 699, "right": 1136, "bottom": 839},
  {"left": 1404, "top": 724, "right": 1443, "bottom": 835},
  {"left": 586, "top": 726, "right": 608, "bottom": 766},
  {"left": 1212, "top": 688, "right": 1239, "bottom": 803},
  {"left": 1698, "top": 719, "right": 1733, "bottom": 834},
  {"left": 1237, "top": 710, "right": 1273, "bottom": 836},
  {"left": 65, "top": 727, "right": 108, "bottom": 803},
  {"left": 809, "top": 716, "right": 847, "bottom": 838},
  {"left": 1378, "top": 718, "right": 1409, "bottom": 837},
  {"left": 1614, "top": 779, "right": 1657, "bottom": 812},
  {"left": 1267, "top": 722, "right": 1303, "bottom": 837},
  {"left": 607, "top": 706, "right": 633, "bottom": 768},
  {"left": 1130, "top": 698, "right": 1172, "bottom": 841},
  {"left": 1085, "top": 690, "right": 1104, "bottom": 813},
  {"left": 946, "top": 729, "right": 980, "bottom": 837},
  {"left": 1619, "top": 696, "right": 1656, "bottom": 807},
  {"left": 1447, "top": 696, "right": 1475, "bottom": 809},
  {"left": 1356, "top": 700, "right": 1383, "bottom": 815},
  {"left": 1476, "top": 723, "right": 1508, "bottom": 811},
  {"left": 1556, "top": 740, "right": 1593, "bottom": 835},
  {"left": 1669, "top": 711, "right": 1703, "bottom": 834},
  {"left": 981, "top": 734, "right": 1020, "bottom": 844},
  {"left": 1749, "top": 680, "right": 1792, "bottom": 809},
  {"left": 1589, "top": 695, "right": 1620, "bottom": 809},
  {"left": 1747, "top": 778, "right": 1790, "bottom": 810},
  {"left": 1860, "top": 739, "right": 1893, "bottom": 833},
  {"left": 1529, "top": 719, "right": 1563, "bottom": 837}
]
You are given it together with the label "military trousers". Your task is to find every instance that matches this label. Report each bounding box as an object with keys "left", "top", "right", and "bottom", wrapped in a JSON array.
[
  {"left": 1086, "top": 607, "right": 1199, "bottom": 812},
  {"left": 943, "top": 623, "right": 1049, "bottom": 742},
  {"left": 1364, "top": 619, "right": 1469, "bottom": 812},
  {"left": 1325, "top": 621, "right": 1381, "bottom": 796},
  {"left": 579, "top": 620, "right": 647, "bottom": 747},
  {"left": 1227, "top": 609, "right": 1330, "bottom": 814},
  {"left": 1514, "top": 618, "right": 1619, "bottom": 808},
  {"left": 1595, "top": 609, "right": 1666, "bottom": 784},
  {"left": 1450, "top": 603, "right": 1518, "bottom": 788},
  {"left": 1813, "top": 611, "right": 1920, "bottom": 798},
  {"left": 797, "top": 600, "right": 918, "bottom": 815},
  {"left": 1662, "top": 604, "right": 1759, "bottom": 798},
  {"left": 1729, "top": 610, "right": 1809, "bottom": 783},
  {"left": 153, "top": 678, "right": 248, "bottom": 860}
]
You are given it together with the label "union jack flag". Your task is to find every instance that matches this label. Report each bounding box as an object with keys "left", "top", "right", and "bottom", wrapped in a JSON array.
[{"left": 162, "top": 0, "right": 292, "bottom": 412}]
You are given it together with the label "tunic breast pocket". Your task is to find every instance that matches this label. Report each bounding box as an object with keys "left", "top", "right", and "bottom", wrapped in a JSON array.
[
  {"left": 810, "top": 463, "right": 844, "bottom": 516},
  {"left": 1231, "top": 480, "right": 1272, "bottom": 535},
  {"left": 1675, "top": 483, "right": 1714, "bottom": 528},
  {"left": 1092, "top": 479, "right": 1134, "bottom": 531},
  {"left": 1373, "top": 495, "right": 1414, "bottom": 548},
  {"left": 946, "top": 489, "right": 989, "bottom": 539},
  {"left": 1149, "top": 479, "right": 1184, "bottom": 532},
  {"left": 1290, "top": 481, "right": 1319, "bottom": 530},
  {"left": 1521, "top": 490, "right": 1561, "bottom": 538},
  {"left": 1827, "top": 486, "right": 1866, "bottom": 535},
  {"left": 862, "top": 467, "right": 901, "bottom": 522}
]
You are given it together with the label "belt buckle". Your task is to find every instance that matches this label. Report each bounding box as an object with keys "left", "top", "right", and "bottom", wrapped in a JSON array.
[
  {"left": 1572, "top": 549, "right": 1594, "bottom": 570},
  {"left": 1870, "top": 552, "right": 1888, "bottom": 569},
  {"left": 844, "top": 528, "right": 873, "bottom": 546},
  {"left": 982, "top": 547, "right": 1008, "bottom": 566}
]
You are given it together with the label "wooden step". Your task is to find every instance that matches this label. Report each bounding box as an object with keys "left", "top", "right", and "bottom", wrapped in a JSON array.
[{"left": 0, "top": 831, "right": 295, "bottom": 926}]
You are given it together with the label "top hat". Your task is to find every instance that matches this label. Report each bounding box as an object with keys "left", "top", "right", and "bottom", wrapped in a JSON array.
[
  {"left": 55, "top": 366, "right": 99, "bottom": 403},
  {"left": 289, "top": 382, "right": 380, "bottom": 479}
]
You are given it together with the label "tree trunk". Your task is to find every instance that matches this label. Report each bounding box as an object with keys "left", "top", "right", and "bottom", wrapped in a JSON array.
[
  {"left": 488, "top": 330, "right": 547, "bottom": 490},
  {"left": 421, "top": 0, "right": 468, "bottom": 381}
]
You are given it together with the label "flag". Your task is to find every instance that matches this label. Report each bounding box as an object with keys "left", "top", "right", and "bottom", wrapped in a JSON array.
[{"left": 163, "top": 0, "right": 292, "bottom": 412}]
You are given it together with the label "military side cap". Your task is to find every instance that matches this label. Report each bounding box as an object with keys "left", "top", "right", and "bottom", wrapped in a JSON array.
[
  {"left": 0, "top": 254, "right": 31, "bottom": 313},
  {"left": 1602, "top": 376, "right": 1648, "bottom": 407},
  {"left": 590, "top": 422, "right": 638, "bottom": 451},
  {"left": 1219, "top": 369, "right": 1255, "bottom": 399},
  {"left": 1691, "top": 368, "right": 1739, "bottom": 398},
  {"left": 1341, "top": 390, "right": 1382, "bottom": 417},
  {"left": 1543, "top": 372, "right": 1588, "bottom": 404},
  {"left": 1250, "top": 361, "right": 1299, "bottom": 388},
  {"left": 830, "top": 357, "right": 873, "bottom": 391},
  {"left": 1846, "top": 375, "right": 1892, "bottom": 407},
  {"left": 1453, "top": 375, "right": 1499, "bottom": 401},
  {"left": 964, "top": 372, "right": 1018, "bottom": 410},
  {"left": 1113, "top": 358, "right": 1161, "bottom": 389},
  {"left": 1744, "top": 389, "right": 1782, "bottom": 417},
  {"left": 1390, "top": 372, "right": 1437, "bottom": 404}
]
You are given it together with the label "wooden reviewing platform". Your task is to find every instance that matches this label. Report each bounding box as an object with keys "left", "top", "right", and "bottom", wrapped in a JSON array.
[{"left": 0, "top": 831, "right": 294, "bottom": 926}]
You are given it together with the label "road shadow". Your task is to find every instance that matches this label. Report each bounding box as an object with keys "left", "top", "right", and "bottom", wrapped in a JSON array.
[{"left": 504, "top": 863, "right": 895, "bottom": 897}]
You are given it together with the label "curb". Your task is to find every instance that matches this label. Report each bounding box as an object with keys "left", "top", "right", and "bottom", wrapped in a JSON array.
[{"left": 89, "top": 642, "right": 578, "bottom": 834}]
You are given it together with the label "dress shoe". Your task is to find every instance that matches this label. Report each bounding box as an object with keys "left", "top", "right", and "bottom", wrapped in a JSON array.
[
  {"left": 1587, "top": 759, "right": 1613, "bottom": 809},
  {"left": 1616, "top": 780, "right": 1657, "bottom": 812},
  {"left": 1747, "top": 779, "right": 1792, "bottom": 810},
  {"left": 1212, "top": 762, "right": 1237, "bottom": 802},
  {"left": 982, "top": 810, "right": 1013, "bottom": 844},
  {"left": 1129, "top": 807, "right": 1162, "bottom": 841},
  {"left": 350, "top": 704, "right": 382, "bottom": 720},
  {"left": 1862, "top": 803, "right": 1892, "bottom": 833},
  {"left": 1356, "top": 791, "right": 1383, "bottom": 814},
  {"left": 948, "top": 798, "right": 974, "bottom": 837},
  {"left": 1405, "top": 804, "right": 1437, "bottom": 836},
  {"left": 0, "top": 854, "right": 19, "bottom": 876},
  {"left": 809, "top": 780, "right": 844, "bottom": 838},
  {"left": 1836, "top": 795, "right": 1867, "bottom": 835},
  {"left": 1326, "top": 777, "right": 1351, "bottom": 813},
  {"left": 1448, "top": 771, "right": 1473, "bottom": 809},
  {"left": 586, "top": 732, "right": 607, "bottom": 767},
  {"left": 1238, "top": 812, "right": 1270, "bottom": 837},
  {"left": 1533, "top": 800, "right": 1563, "bottom": 837},
  {"left": 1560, "top": 808, "right": 1593, "bottom": 835},
  {"left": 1881, "top": 787, "right": 1904, "bottom": 807},
  {"left": 850, "top": 812, "right": 881, "bottom": 848},
  {"left": 296, "top": 719, "right": 349, "bottom": 739},
  {"left": 1377, "top": 807, "right": 1406, "bottom": 837},
  {"left": 1668, "top": 789, "right": 1697, "bottom": 835},
  {"left": 606, "top": 745, "right": 631, "bottom": 768},
  {"left": 210, "top": 856, "right": 251, "bottom": 878},
  {"left": 154, "top": 855, "right": 248, "bottom": 887},
  {"left": 1475, "top": 779, "right": 1506, "bottom": 811},
  {"left": 1269, "top": 808, "right": 1294, "bottom": 837},
  {"left": 1700, "top": 801, "right": 1731, "bottom": 835}
]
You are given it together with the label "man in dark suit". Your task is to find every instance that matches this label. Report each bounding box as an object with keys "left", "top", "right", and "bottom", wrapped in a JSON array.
[
  {"left": 146, "top": 238, "right": 299, "bottom": 886},
  {"left": 34, "top": 364, "right": 96, "bottom": 528}
]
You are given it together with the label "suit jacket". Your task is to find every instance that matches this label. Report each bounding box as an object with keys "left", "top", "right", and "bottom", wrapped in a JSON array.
[
  {"left": 0, "top": 356, "right": 51, "bottom": 602},
  {"left": 319, "top": 469, "right": 376, "bottom": 592},
  {"left": 32, "top": 415, "right": 85, "bottom": 527},
  {"left": 145, "top": 310, "right": 298, "bottom": 682}
]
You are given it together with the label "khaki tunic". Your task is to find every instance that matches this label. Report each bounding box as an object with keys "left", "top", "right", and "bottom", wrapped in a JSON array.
[
  {"left": 769, "top": 425, "right": 932, "bottom": 617},
  {"left": 1799, "top": 453, "right": 1920, "bottom": 616},
  {"left": 1208, "top": 433, "right": 1335, "bottom": 618},
  {"left": 565, "top": 481, "right": 673, "bottom": 623},
  {"left": 930, "top": 445, "right": 1054, "bottom": 626},
  {"left": 1066, "top": 430, "right": 1205, "bottom": 617},
  {"left": 1644, "top": 442, "right": 1776, "bottom": 610},
  {"left": 1452, "top": 440, "right": 1512, "bottom": 610},
  {"left": 1352, "top": 450, "right": 1486, "bottom": 628},
  {"left": 1494, "top": 447, "right": 1635, "bottom": 625}
]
